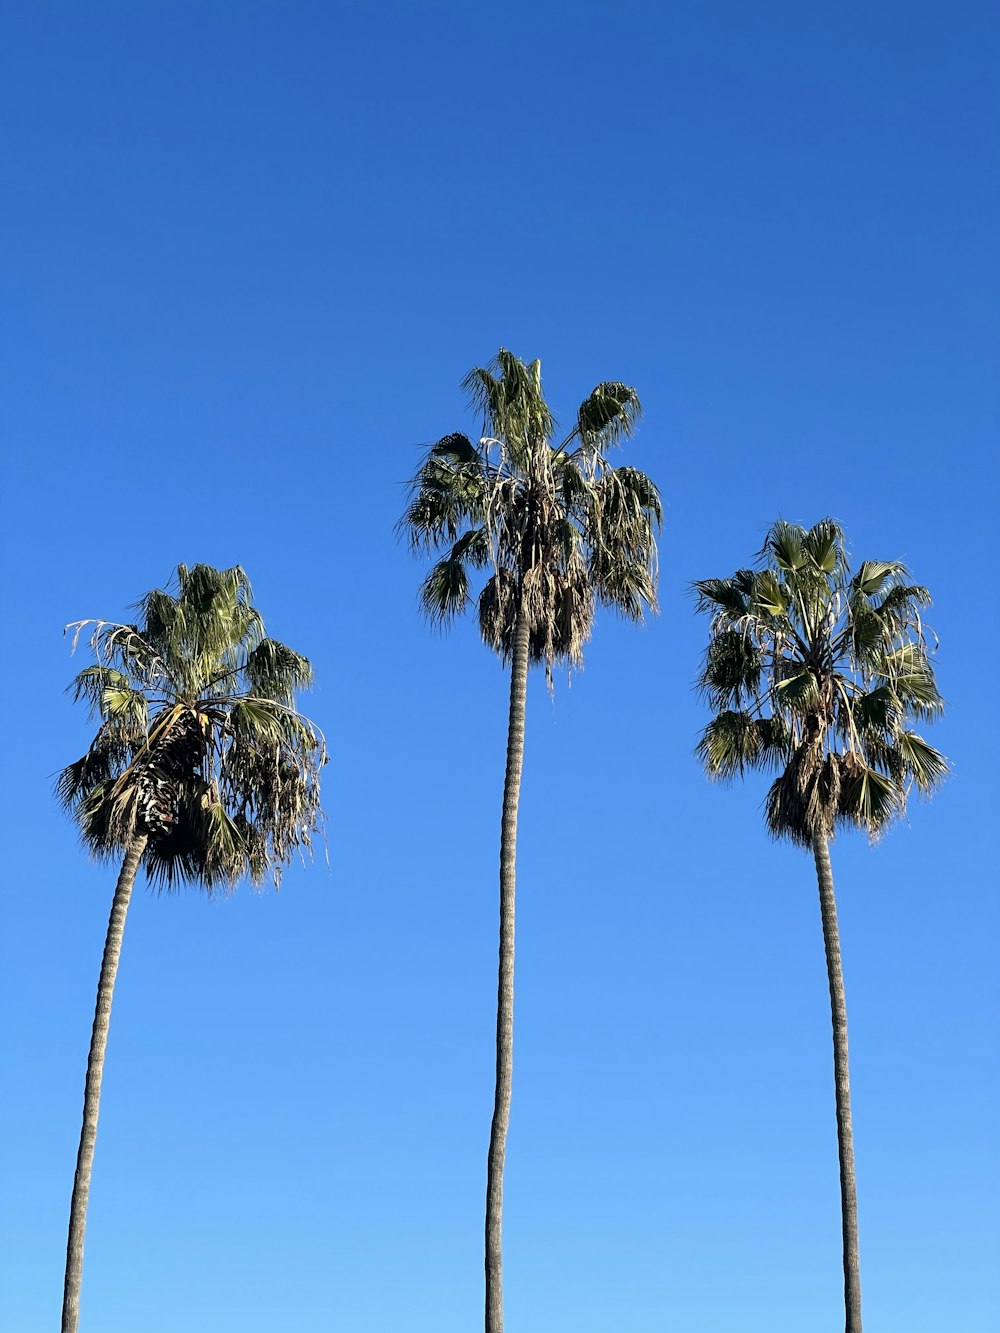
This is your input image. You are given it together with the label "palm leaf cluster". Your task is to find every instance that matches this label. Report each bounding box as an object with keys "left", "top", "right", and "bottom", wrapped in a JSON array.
[
  {"left": 694, "top": 519, "right": 947, "bottom": 845},
  {"left": 401, "top": 349, "right": 662, "bottom": 671},
  {"left": 58, "top": 564, "right": 325, "bottom": 888}
]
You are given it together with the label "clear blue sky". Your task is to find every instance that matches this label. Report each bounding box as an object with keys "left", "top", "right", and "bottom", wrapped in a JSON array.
[{"left": 1, "top": 3, "right": 997, "bottom": 1330}]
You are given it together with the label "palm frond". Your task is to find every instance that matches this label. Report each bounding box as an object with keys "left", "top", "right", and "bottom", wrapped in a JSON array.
[
  {"left": 874, "top": 581, "right": 931, "bottom": 622},
  {"left": 565, "top": 382, "right": 642, "bottom": 454},
  {"left": 801, "top": 518, "right": 847, "bottom": 577},
  {"left": 245, "top": 639, "right": 313, "bottom": 705},
  {"left": 420, "top": 555, "right": 472, "bottom": 625},
  {"left": 462, "top": 349, "right": 555, "bottom": 454},
  {"left": 228, "top": 698, "right": 286, "bottom": 746},
  {"left": 691, "top": 575, "right": 751, "bottom": 620},
  {"left": 697, "top": 712, "right": 790, "bottom": 780},
  {"left": 762, "top": 520, "right": 808, "bottom": 573},
  {"left": 70, "top": 665, "right": 134, "bottom": 713},
  {"left": 851, "top": 685, "right": 900, "bottom": 735},
  {"left": 893, "top": 671, "right": 945, "bottom": 722},
  {"left": 774, "top": 666, "right": 821, "bottom": 712},
  {"left": 750, "top": 568, "right": 790, "bottom": 620},
  {"left": 837, "top": 762, "right": 902, "bottom": 841},
  {"left": 698, "top": 630, "right": 763, "bottom": 710},
  {"left": 895, "top": 731, "right": 949, "bottom": 794},
  {"left": 591, "top": 554, "right": 655, "bottom": 621},
  {"left": 401, "top": 453, "right": 488, "bottom": 552},
  {"left": 851, "top": 560, "right": 908, "bottom": 600},
  {"left": 430, "top": 432, "right": 481, "bottom": 465}
]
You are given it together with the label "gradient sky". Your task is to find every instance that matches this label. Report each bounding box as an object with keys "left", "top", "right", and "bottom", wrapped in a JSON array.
[{"left": 1, "top": 3, "right": 997, "bottom": 1331}]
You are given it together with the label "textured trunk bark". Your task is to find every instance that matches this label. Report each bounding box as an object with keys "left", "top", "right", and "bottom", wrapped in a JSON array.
[
  {"left": 62, "top": 833, "right": 148, "bottom": 1333},
  {"left": 485, "top": 610, "right": 530, "bottom": 1333},
  {"left": 812, "top": 834, "right": 863, "bottom": 1333}
]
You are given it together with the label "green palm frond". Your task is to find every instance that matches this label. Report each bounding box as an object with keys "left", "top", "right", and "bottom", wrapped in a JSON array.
[
  {"left": 102, "top": 687, "right": 149, "bottom": 739},
  {"left": 420, "top": 555, "right": 472, "bottom": 624},
  {"left": 463, "top": 349, "right": 556, "bottom": 456},
  {"left": 692, "top": 570, "right": 756, "bottom": 621},
  {"left": 448, "top": 526, "right": 492, "bottom": 569},
  {"left": 56, "top": 731, "right": 138, "bottom": 813},
  {"left": 228, "top": 698, "right": 286, "bottom": 745},
  {"left": 878, "top": 642, "right": 925, "bottom": 674},
  {"left": 763, "top": 520, "right": 808, "bottom": 572},
  {"left": 851, "top": 560, "right": 907, "bottom": 600},
  {"left": 71, "top": 666, "right": 137, "bottom": 715},
  {"left": 775, "top": 666, "right": 821, "bottom": 713},
  {"left": 877, "top": 641, "right": 944, "bottom": 721},
  {"left": 612, "top": 466, "right": 663, "bottom": 525},
  {"left": 245, "top": 639, "right": 313, "bottom": 705},
  {"left": 893, "top": 671, "right": 944, "bottom": 722},
  {"left": 750, "top": 568, "right": 789, "bottom": 619},
  {"left": 699, "top": 630, "right": 763, "bottom": 709},
  {"left": 67, "top": 622, "right": 167, "bottom": 688},
  {"left": 895, "top": 731, "right": 949, "bottom": 793},
  {"left": 848, "top": 605, "right": 895, "bottom": 664},
  {"left": 555, "top": 456, "right": 594, "bottom": 513},
  {"left": 590, "top": 554, "right": 655, "bottom": 621},
  {"left": 874, "top": 581, "right": 931, "bottom": 623},
  {"left": 837, "top": 762, "right": 901, "bottom": 840},
  {"left": 801, "top": 518, "right": 847, "bottom": 577},
  {"left": 851, "top": 685, "right": 900, "bottom": 734},
  {"left": 401, "top": 452, "right": 488, "bottom": 550},
  {"left": 431, "top": 432, "right": 481, "bottom": 465},
  {"left": 566, "top": 382, "right": 642, "bottom": 454},
  {"left": 697, "top": 712, "right": 791, "bottom": 780}
]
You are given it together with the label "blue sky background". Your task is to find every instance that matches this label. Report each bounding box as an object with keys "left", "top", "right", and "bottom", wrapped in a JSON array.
[{"left": 1, "top": 2, "right": 997, "bottom": 1330}]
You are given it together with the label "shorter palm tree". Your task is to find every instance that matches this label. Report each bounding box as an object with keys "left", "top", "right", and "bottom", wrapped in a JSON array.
[
  {"left": 58, "top": 564, "right": 325, "bottom": 1333},
  {"left": 693, "top": 519, "right": 947, "bottom": 1333}
]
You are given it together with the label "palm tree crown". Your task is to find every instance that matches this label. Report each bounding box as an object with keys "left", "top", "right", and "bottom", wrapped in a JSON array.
[
  {"left": 58, "top": 563, "right": 325, "bottom": 888},
  {"left": 693, "top": 518, "right": 948, "bottom": 842},
  {"left": 402, "top": 348, "right": 662, "bottom": 668}
]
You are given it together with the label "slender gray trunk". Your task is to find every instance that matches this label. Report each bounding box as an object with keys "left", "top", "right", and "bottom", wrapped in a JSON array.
[
  {"left": 485, "top": 610, "right": 531, "bottom": 1333},
  {"left": 62, "top": 833, "right": 148, "bottom": 1333},
  {"left": 812, "top": 833, "right": 863, "bottom": 1333}
]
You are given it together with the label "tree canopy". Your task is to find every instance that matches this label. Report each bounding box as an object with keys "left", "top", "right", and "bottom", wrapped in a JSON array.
[
  {"left": 693, "top": 519, "right": 948, "bottom": 845},
  {"left": 58, "top": 563, "right": 325, "bottom": 889},
  {"left": 401, "top": 348, "right": 662, "bottom": 672}
]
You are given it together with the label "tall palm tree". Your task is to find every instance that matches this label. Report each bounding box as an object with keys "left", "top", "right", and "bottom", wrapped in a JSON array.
[
  {"left": 57, "top": 564, "right": 325, "bottom": 1333},
  {"left": 693, "top": 519, "right": 947, "bottom": 1333},
  {"left": 401, "top": 349, "right": 661, "bottom": 1333}
]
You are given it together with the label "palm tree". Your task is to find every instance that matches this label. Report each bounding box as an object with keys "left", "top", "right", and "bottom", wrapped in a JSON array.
[
  {"left": 401, "top": 349, "right": 661, "bottom": 1333},
  {"left": 693, "top": 519, "right": 947, "bottom": 1333},
  {"left": 57, "top": 564, "right": 325, "bottom": 1333}
]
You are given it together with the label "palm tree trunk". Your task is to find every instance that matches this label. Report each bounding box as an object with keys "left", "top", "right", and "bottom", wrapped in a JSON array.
[
  {"left": 485, "top": 610, "right": 531, "bottom": 1333},
  {"left": 62, "top": 833, "right": 148, "bottom": 1333},
  {"left": 812, "top": 833, "right": 863, "bottom": 1333}
]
